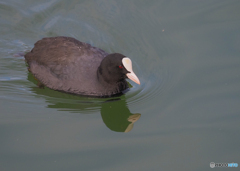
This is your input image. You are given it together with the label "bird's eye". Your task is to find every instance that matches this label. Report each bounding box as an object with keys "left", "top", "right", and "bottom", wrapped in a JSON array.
[{"left": 119, "top": 65, "right": 123, "bottom": 69}]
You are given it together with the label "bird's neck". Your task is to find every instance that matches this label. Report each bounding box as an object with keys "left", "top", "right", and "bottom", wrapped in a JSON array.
[
  {"left": 97, "top": 66, "right": 114, "bottom": 84},
  {"left": 97, "top": 67, "right": 128, "bottom": 89}
]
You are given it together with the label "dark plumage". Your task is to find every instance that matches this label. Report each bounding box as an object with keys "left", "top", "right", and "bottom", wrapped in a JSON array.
[{"left": 25, "top": 36, "right": 140, "bottom": 97}]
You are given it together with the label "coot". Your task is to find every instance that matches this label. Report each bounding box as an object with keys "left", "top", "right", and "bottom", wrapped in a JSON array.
[{"left": 25, "top": 36, "right": 140, "bottom": 97}]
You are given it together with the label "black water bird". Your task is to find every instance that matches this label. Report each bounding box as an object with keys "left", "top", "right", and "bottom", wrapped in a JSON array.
[{"left": 25, "top": 37, "right": 140, "bottom": 97}]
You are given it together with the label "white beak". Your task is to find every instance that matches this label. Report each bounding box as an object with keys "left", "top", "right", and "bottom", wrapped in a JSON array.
[{"left": 122, "top": 57, "right": 140, "bottom": 85}]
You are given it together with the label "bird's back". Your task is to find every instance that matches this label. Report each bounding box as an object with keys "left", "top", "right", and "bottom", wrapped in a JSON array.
[{"left": 25, "top": 37, "right": 110, "bottom": 96}]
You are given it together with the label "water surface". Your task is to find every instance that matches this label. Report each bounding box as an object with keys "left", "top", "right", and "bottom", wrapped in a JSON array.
[{"left": 0, "top": 0, "right": 240, "bottom": 170}]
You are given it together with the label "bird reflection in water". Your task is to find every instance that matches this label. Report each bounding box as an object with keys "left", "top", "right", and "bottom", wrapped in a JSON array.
[
  {"left": 28, "top": 73, "right": 141, "bottom": 133},
  {"left": 101, "top": 98, "right": 141, "bottom": 132}
]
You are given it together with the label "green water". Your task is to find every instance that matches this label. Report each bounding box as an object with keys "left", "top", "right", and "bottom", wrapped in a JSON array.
[{"left": 0, "top": 0, "right": 240, "bottom": 170}]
